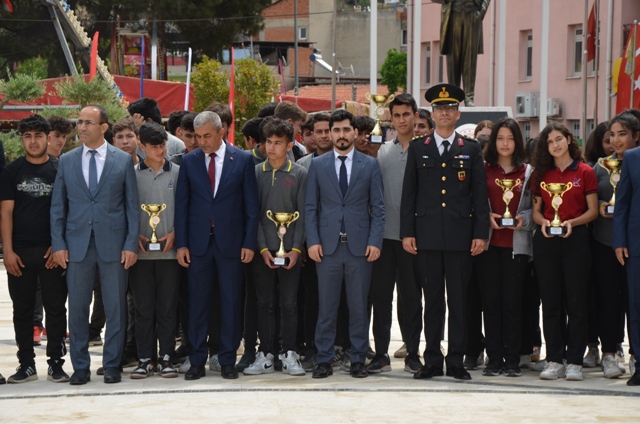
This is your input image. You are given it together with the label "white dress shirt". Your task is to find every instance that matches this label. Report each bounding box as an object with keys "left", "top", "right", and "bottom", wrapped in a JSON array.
[
  {"left": 333, "top": 148, "right": 354, "bottom": 185},
  {"left": 82, "top": 141, "right": 108, "bottom": 188},
  {"left": 433, "top": 131, "right": 454, "bottom": 156},
  {"left": 204, "top": 141, "right": 226, "bottom": 197}
]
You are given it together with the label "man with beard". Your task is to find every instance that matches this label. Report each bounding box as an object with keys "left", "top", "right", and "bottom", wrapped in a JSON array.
[
  {"left": 305, "top": 109, "right": 385, "bottom": 379},
  {"left": 0, "top": 115, "right": 69, "bottom": 383}
]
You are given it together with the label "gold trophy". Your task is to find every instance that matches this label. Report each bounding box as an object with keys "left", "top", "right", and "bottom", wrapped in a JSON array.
[
  {"left": 597, "top": 157, "right": 623, "bottom": 215},
  {"left": 266, "top": 210, "right": 300, "bottom": 266},
  {"left": 540, "top": 182, "right": 573, "bottom": 236},
  {"left": 365, "top": 93, "right": 395, "bottom": 144},
  {"left": 495, "top": 178, "right": 522, "bottom": 227},
  {"left": 141, "top": 203, "right": 167, "bottom": 251}
]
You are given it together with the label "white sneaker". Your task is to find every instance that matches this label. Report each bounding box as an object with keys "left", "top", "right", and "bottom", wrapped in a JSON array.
[
  {"left": 540, "top": 361, "right": 566, "bottom": 380},
  {"left": 602, "top": 354, "right": 624, "bottom": 379},
  {"left": 616, "top": 349, "right": 627, "bottom": 373},
  {"left": 519, "top": 355, "right": 532, "bottom": 369},
  {"left": 583, "top": 346, "right": 600, "bottom": 368},
  {"left": 243, "top": 352, "right": 275, "bottom": 375},
  {"left": 280, "top": 351, "right": 305, "bottom": 376},
  {"left": 209, "top": 354, "right": 222, "bottom": 372},
  {"left": 531, "top": 359, "right": 547, "bottom": 371},
  {"left": 565, "top": 363, "right": 584, "bottom": 381},
  {"left": 178, "top": 357, "right": 191, "bottom": 374},
  {"left": 630, "top": 355, "right": 636, "bottom": 375}
]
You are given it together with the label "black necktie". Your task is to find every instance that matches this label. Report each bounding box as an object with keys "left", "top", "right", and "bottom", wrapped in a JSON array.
[
  {"left": 339, "top": 156, "right": 347, "bottom": 233},
  {"left": 89, "top": 150, "right": 98, "bottom": 196},
  {"left": 442, "top": 140, "right": 450, "bottom": 154}
]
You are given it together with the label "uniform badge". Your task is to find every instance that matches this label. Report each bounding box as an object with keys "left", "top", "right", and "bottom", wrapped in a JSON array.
[
  {"left": 457, "top": 138, "right": 464, "bottom": 146},
  {"left": 458, "top": 171, "right": 466, "bottom": 181},
  {"left": 424, "top": 136, "right": 431, "bottom": 145}
]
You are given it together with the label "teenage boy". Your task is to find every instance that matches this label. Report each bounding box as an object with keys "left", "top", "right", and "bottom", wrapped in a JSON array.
[
  {"left": 0, "top": 115, "right": 69, "bottom": 383},
  {"left": 113, "top": 118, "right": 142, "bottom": 165},
  {"left": 413, "top": 108, "right": 434, "bottom": 137},
  {"left": 129, "top": 122, "right": 181, "bottom": 379},
  {"left": 244, "top": 119, "right": 307, "bottom": 376},
  {"left": 47, "top": 116, "right": 73, "bottom": 158}
]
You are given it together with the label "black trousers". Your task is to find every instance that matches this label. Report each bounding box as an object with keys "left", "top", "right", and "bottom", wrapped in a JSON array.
[
  {"left": 176, "top": 266, "right": 189, "bottom": 350},
  {"left": 534, "top": 226, "right": 590, "bottom": 365},
  {"left": 8, "top": 246, "right": 67, "bottom": 365},
  {"left": 129, "top": 259, "right": 181, "bottom": 359},
  {"left": 418, "top": 249, "right": 472, "bottom": 368},
  {"left": 466, "top": 264, "right": 485, "bottom": 358},
  {"left": 301, "top": 255, "right": 319, "bottom": 350},
  {"left": 520, "top": 261, "right": 542, "bottom": 354},
  {"left": 592, "top": 238, "right": 630, "bottom": 354},
  {"left": 242, "top": 263, "right": 258, "bottom": 353},
  {"left": 370, "top": 239, "right": 422, "bottom": 355},
  {"left": 476, "top": 246, "right": 527, "bottom": 366}
]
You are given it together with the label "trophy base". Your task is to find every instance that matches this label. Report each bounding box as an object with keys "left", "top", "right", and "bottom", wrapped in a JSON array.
[
  {"left": 370, "top": 134, "right": 383, "bottom": 144},
  {"left": 273, "top": 256, "right": 290, "bottom": 267},
  {"left": 548, "top": 226, "right": 566, "bottom": 237},
  {"left": 498, "top": 218, "right": 516, "bottom": 227},
  {"left": 606, "top": 205, "right": 615, "bottom": 215},
  {"left": 147, "top": 241, "right": 164, "bottom": 252}
]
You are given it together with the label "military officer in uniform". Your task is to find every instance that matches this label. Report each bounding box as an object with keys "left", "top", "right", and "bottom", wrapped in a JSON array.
[{"left": 400, "top": 83, "right": 489, "bottom": 380}]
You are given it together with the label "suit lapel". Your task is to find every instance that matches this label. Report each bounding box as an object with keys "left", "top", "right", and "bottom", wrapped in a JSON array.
[
  {"left": 345, "top": 150, "right": 363, "bottom": 199},
  {"left": 94, "top": 145, "right": 116, "bottom": 196},
  {"left": 216, "top": 144, "right": 236, "bottom": 198},
  {"left": 73, "top": 147, "right": 92, "bottom": 198},
  {"left": 423, "top": 135, "right": 441, "bottom": 162},
  {"left": 443, "top": 134, "right": 463, "bottom": 162},
  {"left": 324, "top": 151, "right": 342, "bottom": 197},
  {"left": 193, "top": 149, "right": 210, "bottom": 194}
]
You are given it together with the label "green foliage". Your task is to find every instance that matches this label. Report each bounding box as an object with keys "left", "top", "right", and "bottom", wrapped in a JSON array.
[
  {"left": 52, "top": 76, "right": 128, "bottom": 121},
  {"left": 380, "top": 48, "right": 407, "bottom": 95},
  {"left": 0, "top": 73, "right": 46, "bottom": 111},
  {"left": 0, "top": 131, "right": 25, "bottom": 163},
  {"left": 192, "top": 57, "right": 279, "bottom": 149},
  {"left": 16, "top": 58, "right": 48, "bottom": 80}
]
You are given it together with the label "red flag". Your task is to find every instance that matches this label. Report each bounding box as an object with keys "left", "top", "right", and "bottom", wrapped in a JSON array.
[
  {"left": 616, "top": 23, "right": 640, "bottom": 114},
  {"left": 587, "top": 2, "right": 596, "bottom": 62},
  {"left": 89, "top": 32, "right": 99, "bottom": 79},
  {"left": 2, "top": 0, "right": 13, "bottom": 12},
  {"left": 228, "top": 47, "right": 235, "bottom": 145}
]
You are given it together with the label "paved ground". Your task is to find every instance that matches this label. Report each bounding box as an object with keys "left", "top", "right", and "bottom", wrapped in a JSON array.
[{"left": 0, "top": 262, "right": 638, "bottom": 423}]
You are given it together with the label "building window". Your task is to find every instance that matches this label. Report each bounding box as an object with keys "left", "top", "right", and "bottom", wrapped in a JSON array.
[
  {"left": 520, "top": 30, "right": 533, "bottom": 80},
  {"left": 569, "top": 119, "right": 580, "bottom": 140},
  {"left": 573, "top": 26, "right": 583, "bottom": 76},
  {"left": 425, "top": 44, "right": 431, "bottom": 86},
  {"left": 523, "top": 122, "right": 531, "bottom": 140},
  {"left": 299, "top": 27, "right": 307, "bottom": 40},
  {"left": 587, "top": 119, "right": 595, "bottom": 135},
  {"left": 401, "top": 29, "right": 407, "bottom": 46}
]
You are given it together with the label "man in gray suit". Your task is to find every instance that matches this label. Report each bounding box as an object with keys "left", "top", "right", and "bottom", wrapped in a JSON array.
[
  {"left": 305, "top": 109, "right": 385, "bottom": 379},
  {"left": 51, "top": 105, "right": 140, "bottom": 385}
]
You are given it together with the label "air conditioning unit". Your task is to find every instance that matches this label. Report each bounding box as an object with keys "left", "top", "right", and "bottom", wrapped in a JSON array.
[
  {"left": 515, "top": 92, "right": 540, "bottom": 118},
  {"left": 547, "top": 98, "right": 562, "bottom": 117}
]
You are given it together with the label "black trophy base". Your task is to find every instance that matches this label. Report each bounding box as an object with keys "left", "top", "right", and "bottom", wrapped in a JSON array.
[
  {"left": 146, "top": 241, "right": 165, "bottom": 252},
  {"left": 498, "top": 218, "right": 516, "bottom": 227},
  {"left": 548, "top": 226, "right": 567, "bottom": 237},
  {"left": 272, "top": 255, "right": 290, "bottom": 267},
  {"left": 606, "top": 205, "right": 615, "bottom": 215}
]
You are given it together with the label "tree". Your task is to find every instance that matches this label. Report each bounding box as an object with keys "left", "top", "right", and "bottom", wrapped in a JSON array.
[
  {"left": 380, "top": 48, "right": 407, "bottom": 95},
  {"left": 192, "top": 56, "right": 280, "bottom": 149},
  {"left": 0, "top": 73, "right": 45, "bottom": 112},
  {"left": 52, "top": 76, "right": 128, "bottom": 122}
]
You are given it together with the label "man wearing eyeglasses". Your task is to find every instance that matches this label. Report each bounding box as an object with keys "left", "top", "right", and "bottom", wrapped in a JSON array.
[
  {"left": 400, "top": 84, "right": 489, "bottom": 381},
  {"left": 51, "top": 105, "right": 140, "bottom": 385}
]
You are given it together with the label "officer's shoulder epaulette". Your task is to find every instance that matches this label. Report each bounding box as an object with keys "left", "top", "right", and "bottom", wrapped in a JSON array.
[{"left": 411, "top": 134, "right": 427, "bottom": 144}]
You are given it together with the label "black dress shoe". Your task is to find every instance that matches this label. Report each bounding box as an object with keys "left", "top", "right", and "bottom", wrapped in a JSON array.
[
  {"left": 103, "top": 367, "right": 121, "bottom": 383},
  {"left": 312, "top": 362, "right": 333, "bottom": 379},
  {"left": 221, "top": 364, "right": 238, "bottom": 379},
  {"left": 413, "top": 364, "right": 444, "bottom": 379},
  {"left": 627, "top": 370, "right": 640, "bottom": 386},
  {"left": 70, "top": 369, "right": 91, "bottom": 385},
  {"left": 350, "top": 362, "right": 368, "bottom": 378},
  {"left": 185, "top": 365, "right": 206, "bottom": 380},
  {"left": 446, "top": 365, "right": 472, "bottom": 380},
  {"left": 97, "top": 365, "right": 123, "bottom": 376}
]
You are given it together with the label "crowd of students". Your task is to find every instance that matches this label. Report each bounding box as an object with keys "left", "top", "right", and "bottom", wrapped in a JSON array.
[{"left": 1, "top": 85, "right": 639, "bottom": 387}]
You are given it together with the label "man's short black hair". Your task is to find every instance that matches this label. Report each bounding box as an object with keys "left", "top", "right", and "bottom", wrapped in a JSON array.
[
  {"left": 262, "top": 118, "right": 294, "bottom": 143},
  {"left": 329, "top": 109, "right": 356, "bottom": 129},
  {"left": 389, "top": 93, "right": 418, "bottom": 114},
  {"left": 257, "top": 102, "right": 278, "bottom": 118},
  {"left": 167, "top": 110, "right": 189, "bottom": 135},
  {"left": 242, "top": 117, "right": 263, "bottom": 143},
  {"left": 258, "top": 116, "right": 276, "bottom": 143},
  {"left": 180, "top": 112, "right": 198, "bottom": 132},
  {"left": 138, "top": 121, "right": 167, "bottom": 146},
  {"left": 19, "top": 114, "right": 50, "bottom": 135},
  {"left": 416, "top": 108, "right": 434, "bottom": 129},
  {"left": 312, "top": 113, "right": 330, "bottom": 130},
  {"left": 127, "top": 97, "right": 162, "bottom": 124},
  {"left": 48, "top": 116, "right": 73, "bottom": 135},
  {"left": 205, "top": 102, "right": 233, "bottom": 127},
  {"left": 354, "top": 115, "right": 376, "bottom": 133},
  {"left": 301, "top": 118, "right": 315, "bottom": 133}
]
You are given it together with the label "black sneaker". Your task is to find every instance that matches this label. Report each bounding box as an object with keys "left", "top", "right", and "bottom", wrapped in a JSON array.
[
  {"left": 404, "top": 353, "right": 424, "bottom": 373},
  {"left": 130, "top": 359, "right": 155, "bottom": 379},
  {"left": 47, "top": 359, "right": 69, "bottom": 383},
  {"left": 504, "top": 360, "right": 522, "bottom": 377},
  {"left": 301, "top": 347, "right": 317, "bottom": 372},
  {"left": 157, "top": 355, "right": 178, "bottom": 378},
  {"left": 482, "top": 362, "right": 503, "bottom": 376},
  {"left": 0, "top": 374, "right": 5, "bottom": 384},
  {"left": 121, "top": 352, "right": 139, "bottom": 368},
  {"left": 366, "top": 353, "right": 392, "bottom": 373},
  {"left": 235, "top": 352, "right": 256, "bottom": 372},
  {"left": 8, "top": 364, "right": 38, "bottom": 383},
  {"left": 463, "top": 355, "right": 479, "bottom": 370},
  {"left": 88, "top": 335, "right": 103, "bottom": 346},
  {"left": 366, "top": 346, "right": 376, "bottom": 360}
]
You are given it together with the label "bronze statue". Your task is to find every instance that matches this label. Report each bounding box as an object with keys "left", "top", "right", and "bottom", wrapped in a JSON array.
[{"left": 433, "top": 0, "right": 491, "bottom": 107}]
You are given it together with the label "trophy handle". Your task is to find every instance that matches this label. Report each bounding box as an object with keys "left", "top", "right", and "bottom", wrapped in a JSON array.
[
  {"left": 597, "top": 157, "right": 611, "bottom": 174},
  {"left": 365, "top": 93, "right": 372, "bottom": 101},
  {"left": 495, "top": 178, "right": 503, "bottom": 189},
  {"left": 514, "top": 178, "right": 522, "bottom": 188},
  {"left": 561, "top": 182, "right": 573, "bottom": 196},
  {"left": 141, "top": 204, "right": 150, "bottom": 215},
  {"left": 266, "top": 210, "right": 279, "bottom": 227},
  {"left": 160, "top": 204, "right": 167, "bottom": 213},
  {"left": 386, "top": 94, "right": 395, "bottom": 103},
  {"left": 286, "top": 211, "right": 300, "bottom": 228},
  {"left": 540, "top": 182, "right": 551, "bottom": 197}
]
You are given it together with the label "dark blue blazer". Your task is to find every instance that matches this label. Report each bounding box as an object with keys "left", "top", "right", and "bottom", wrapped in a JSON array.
[
  {"left": 613, "top": 146, "right": 640, "bottom": 256},
  {"left": 175, "top": 144, "right": 259, "bottom": 257}
]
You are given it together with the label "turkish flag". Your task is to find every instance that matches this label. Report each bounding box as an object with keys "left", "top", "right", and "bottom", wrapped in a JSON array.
[
  {"left": 616, "top": 24, "right": 640, "bottom": 114},
  {"left": 587, "top": 2, "right": 597, "bottom": 62},
  {"left": 2, "top": 0, "right": 13, "bottom": 12}
]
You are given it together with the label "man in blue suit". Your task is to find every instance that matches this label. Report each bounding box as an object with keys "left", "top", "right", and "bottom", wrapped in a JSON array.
[
  {"left": 51, "top": 105, "right": 140, "bottom": 385},
  {"left": 613, "top": 145, "right": 640, "bottom": 386},
  {"left": 175, "top": 111, "right": 259, "bottom": 380},
  {"left": 305, "top": 109, "right": 385, "bottom": 379}
]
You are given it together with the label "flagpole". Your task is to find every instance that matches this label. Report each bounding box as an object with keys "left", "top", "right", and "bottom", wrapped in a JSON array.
[
  {"left": 593, "top": 0, "right": 599, "bottom": 124},
  {"left": 581, "top": 0, "right": 588, "bottom": 146},
  {"left": 605, "top": 0, "right": 613, "bottom": 120},
  {"left": 632, "top": 21, "right": 637, "bottom": 109},
  {"left": 184, "top": 47, "right": 192, "bottom": 110}
]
